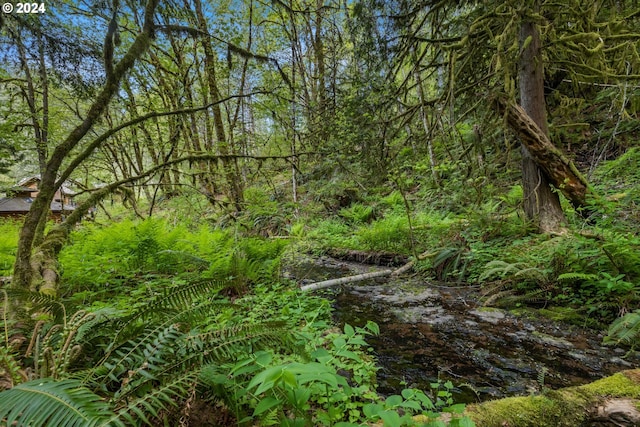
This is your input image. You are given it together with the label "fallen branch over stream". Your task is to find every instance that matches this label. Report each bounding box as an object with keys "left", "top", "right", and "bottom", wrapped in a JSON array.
[
  {"left": 299, "top": 250, "right": 435, "bottom": 292},
  {"left": 299, "top": 270, "right": 393, "bottom": 292}
]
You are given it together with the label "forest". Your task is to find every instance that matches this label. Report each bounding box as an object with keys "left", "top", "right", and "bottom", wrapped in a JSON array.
[{"left": 1, "top": 0, "right": 640, "bottom": 426}]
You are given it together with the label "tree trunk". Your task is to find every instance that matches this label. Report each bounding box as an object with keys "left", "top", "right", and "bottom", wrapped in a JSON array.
[
  {"left": 494, "top": 97, "right": 593, "bottom": 213},
  {"left": 12, "top": 0, "right": 159, "bottom": 290},
  {"left": 517, "top": 15, "right": 566, "bottom": 233},
  {"left": 412, "top": 47, "right": 439, "bottom": 187},
  {"left": 192, "top": 0, "right": 244, "bottom": 212}
]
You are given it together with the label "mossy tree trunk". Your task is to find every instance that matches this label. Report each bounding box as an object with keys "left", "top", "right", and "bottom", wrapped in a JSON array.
[
  {"left": 12, "top": 0, "right": 160, "bottom": 292},
  {"left": 517, "top": 10, "right": 566, "bottom": 234},
  {"left": 192, "top": 0, "right": 245, "bottom": 213}
]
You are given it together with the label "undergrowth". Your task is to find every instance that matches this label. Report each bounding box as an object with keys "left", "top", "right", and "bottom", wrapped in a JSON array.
[
  {"left": 2, "top": 217, "right": 473, "bottom": 426},
  {"left": 0, "top": 221, "right": 19, "bottom": 277}
]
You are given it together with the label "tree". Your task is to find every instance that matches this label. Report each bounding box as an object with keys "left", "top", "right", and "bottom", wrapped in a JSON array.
[
  {"left": 357, "top": 0, "right": 640, "bottom": 231},
  {"left": 517, "top": 6, "right": 566, "bottom": 232},
  {"left": 9, "top": 0, "right": 161, "bottom": 291}
]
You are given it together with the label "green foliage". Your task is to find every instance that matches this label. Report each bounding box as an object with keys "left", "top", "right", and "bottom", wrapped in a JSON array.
[
  {"left": 206, "top": 321, "right": 473, "bottom": 427},
  {"left": 339, "top": 203, "right": 375, "bottom": 224},
  {"left": 222, "top": 187, "right": 292, "bottom": 237},
  {"left": 604, "top": 310, "right": 640, "bottom": 348},
  {"left": 0, "top": 346, "right": 22, "bottom": 388},
  {"left": 0, "top": 378, "right": 116, "bottom": 427},
  {"left": 480, "top": 260, "right": 549, "bottom": 284},
  {"left": 59, "top": 219, "right": 288, "bottom": 303},
  {"left": 1, "top": 278, "right": 297, "bottom": 426},
  {"left": 8, "top": 218, "right": 475, "bottom": 426},
  {"left": 306, "top": 218, "right": 358, "bottom": 250},
  {"left": 0, "top": 221, "right": 19, "bottom": 277},
  {"left": 357, "top": 213, "right": 412, "bottom": 253},
  {"left": 432, "top": 244, "right": 472, "bottom": 283}
]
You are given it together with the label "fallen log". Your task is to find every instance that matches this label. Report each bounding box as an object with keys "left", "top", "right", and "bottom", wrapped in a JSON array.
[
  {"left": 326, "top": 248, "right": 409, "bottom": 267},
  {"left": 465, "top": 369, "right": 640, "bottom": 427},
  {"left": 493, "top": 95, "right": 595, "bottom": 210},
  {"left": 299, "top": 250, "right": 437, "bottom": 292},
  {"left": 299, "top": 269, "right": 393, "bottom": 292}
]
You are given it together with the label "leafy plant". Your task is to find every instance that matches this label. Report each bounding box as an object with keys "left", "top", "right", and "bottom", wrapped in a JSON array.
[
  {"left": 0, "top": 221, "right": 19, "bottom": 277},
  {"left": 432, "top": 237, "right": 473, "bottom": 283},
  {"left": 339, "top": 203, "right": 375, "bottom": 224},
  {"left": 480, "top": 260, "right": 549, "bottom": 283},
  {"left": 0, "top": 278, "right": 296, "bottom": 426},
  {"left": 0, "top": 378, "right": 115, "bottom": 426},
  {"left": 604, "top": 309, "right": 640, "bottom": 349},
  {"left": 357, "top": 213, "right": 412, "bottom": 253}
]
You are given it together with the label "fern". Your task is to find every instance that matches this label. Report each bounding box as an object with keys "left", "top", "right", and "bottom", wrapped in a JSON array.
[
  {"left": 557, "top": 272, "right": 598, "bottom": 282},
  {"left": 432, "top": 245, "right": 471, "bottom": 282},
  {"left": 480, "top": 260, "right": 547, "bottom": 282},
  {"left": 480, "top": 260, "right": 525, "bottom": 281},
  {"left": 0, "top": 378, "right": 117, "bottom": 427},
  {"left": 110, "top": 374, "right": 198, "bottom": 426},
  {"left": 1, "top": 273, "right": 299, "bottom": 426},
  {"left": 106, "top": 279, "right": 230, "bottom": 349},
  {"left": 0, "top": 346, "right": 23, "bottom": 388},
  {"left": 4, "top": 287, "right": 68, "bottom": 324},
  {"left": 154, "top": 249, "right": 210, "bottom": 273},
  {"left": 483, "top": 288, "right": 515, "bottom": 307},
  {"left": 604, "top": 310, "right": 640, "bottom": 348}
]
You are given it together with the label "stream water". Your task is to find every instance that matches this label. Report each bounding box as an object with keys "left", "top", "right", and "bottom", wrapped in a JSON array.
[{"left": 286, "top": 256, "right": 640, "bottom": 403}]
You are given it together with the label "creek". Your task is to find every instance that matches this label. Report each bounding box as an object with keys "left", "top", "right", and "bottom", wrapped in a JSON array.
[{"left": 286, "top": 256, "right": 640, "bottom": 403}]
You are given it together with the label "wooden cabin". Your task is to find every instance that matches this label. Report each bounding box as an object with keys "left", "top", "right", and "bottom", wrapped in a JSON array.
[{"left": 0, "top": 176, "right": 76, "bottom": 222}]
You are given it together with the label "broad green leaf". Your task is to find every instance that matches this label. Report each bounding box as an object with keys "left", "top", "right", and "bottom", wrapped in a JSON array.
[
  {"left": 344, "top": 324, "right": 355, "bottom": 337},
  {"left": 363, "top": 403, "right": 383, "bottom": 418},
  {"left": 443, "top": 403, "right": 466, "bottom": 414},
  {"left": 365, "top": 321, "right": 380, "bottom": 335},
  {"left": 400, "top": 400, "right": 422, "bottom": 411},
  {"left": 379, "top": 410, "right": 402, "bottom": 427},
  {"left": 253, "top": 397, "right": 281, "bottom": 416},
  {"left": 333, "top": 336, "right": 347, "bottom": 348},
  {"left": 311, "top": 348, "right": 332, "bottom": 363},
  {"left": 336, "top": 349, "right": 362, "bottom": 361},
  {"left": 385, "top": 394, "right": 403, "bottom": 407}
]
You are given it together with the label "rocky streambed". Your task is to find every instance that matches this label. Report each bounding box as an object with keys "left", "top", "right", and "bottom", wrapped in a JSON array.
[{"left": 286, "top": 256, "right": 640, "bottom": 403}]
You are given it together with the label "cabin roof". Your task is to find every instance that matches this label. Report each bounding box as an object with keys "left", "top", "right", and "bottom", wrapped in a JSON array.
[
  {"left": 0, "top": 197, "right": 75, "bottom": 214},
  {"left": 0, "top": 197, "right": 33, "bottom": 213}
]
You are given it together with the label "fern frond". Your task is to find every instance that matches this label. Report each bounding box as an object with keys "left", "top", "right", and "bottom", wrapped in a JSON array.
[
  {"left": 109, "top": 373, "right": 198, "bottom": 426},
  {"left": 604, "top": 310, "right": 640, "bottom": 347},
  {"left": 557, "top": 272, "right": 598, "bottom": 282},
  {"left": 0, "top": 378, "right": 115, "bottom": 427},
  {"left": 4, "top": 287, "right": 68, "bottom": 323},
  {"left": 483, "top": 289, "right": 515, "bottom": 307},
  {"left": 195, "top": 322, "right": 291, "bottom": 362},
  {"left": 132, "top": 279, "right": 229, "bottom": 319},
  {"left": 480, "top": 260, "right": 526, "bottom": 281},
  {"left": 480, "top": 281, "right": 510, "bottom": 298},
  {"left": 107, "top": 279, "right": 232, "bottom": 351},
  {"left": 155, "top": 249, "right": 210, "bottom": 272},
  {"left": 0, "top": 346, "right": 23, "bottom": 388},
  {"left": 514, "top": 267, "right": 548, "bottom": 282},
  {"left": 108, "top": 322, "right": 293, "bottom": 402}
]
